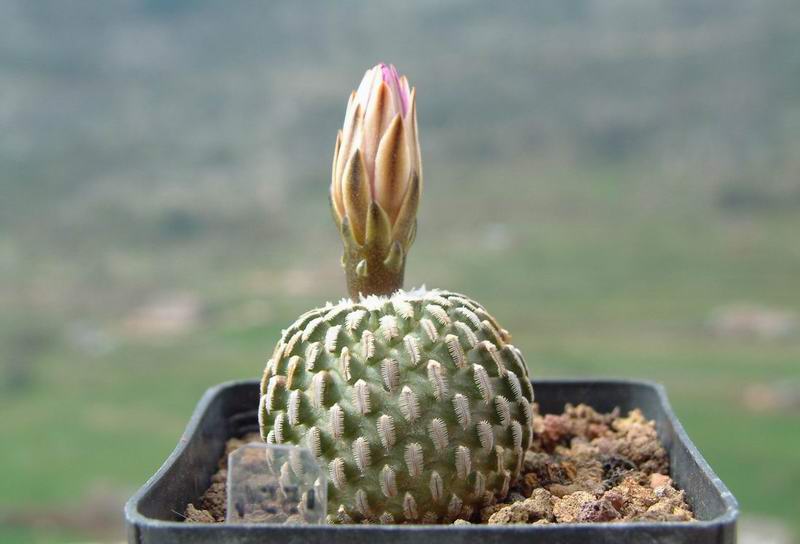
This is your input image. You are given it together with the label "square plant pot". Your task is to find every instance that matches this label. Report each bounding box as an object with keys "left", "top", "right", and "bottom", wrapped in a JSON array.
[{"left": 125, "top": 379, "right": 738, "bottom": 544}]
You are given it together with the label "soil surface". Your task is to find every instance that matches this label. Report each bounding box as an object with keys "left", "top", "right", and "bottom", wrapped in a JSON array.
[{"left": 185, "top": 403, "right": 695, "bottom": 525}]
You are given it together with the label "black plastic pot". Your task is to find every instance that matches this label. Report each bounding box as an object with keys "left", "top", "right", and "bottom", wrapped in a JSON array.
[{"left": 125, "top": 379, "right": 738, "bottom": 544}]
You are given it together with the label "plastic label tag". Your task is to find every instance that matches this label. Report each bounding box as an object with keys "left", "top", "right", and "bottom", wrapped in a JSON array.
[{"left": 226, "top": 443, "right": 326, "bottom": 524}]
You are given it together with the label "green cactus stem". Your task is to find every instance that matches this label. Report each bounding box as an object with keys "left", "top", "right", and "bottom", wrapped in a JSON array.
[{"left": 258, "top": 289, "right": 535, "bottom": 524}]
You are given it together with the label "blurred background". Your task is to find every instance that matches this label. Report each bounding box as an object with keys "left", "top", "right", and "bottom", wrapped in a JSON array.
[{"left": 1, "top": 1, "right": 799, "bottom": 542}]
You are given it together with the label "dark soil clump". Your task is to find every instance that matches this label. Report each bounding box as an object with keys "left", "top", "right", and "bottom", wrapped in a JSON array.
[
  {"left": 185, "top": 404, "right": 694, "bottom": 525},
  {"left": 185, "top": 433, "right": 261, "bottom": 522}
]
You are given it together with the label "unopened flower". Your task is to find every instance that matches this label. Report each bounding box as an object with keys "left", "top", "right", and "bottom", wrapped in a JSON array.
[
  {"left": 331, "top": 63, "right": 421, "bottom": 243},
  {"left": 331, "top": 64, "right": 422, "bottom": 297}
]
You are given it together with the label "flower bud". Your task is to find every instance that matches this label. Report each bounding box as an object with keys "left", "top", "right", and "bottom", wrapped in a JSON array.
[
  {"left": 331, "top": 64, "right": 422, "bottom": 299},
  {"left": 331, "top": 63, "right": 421, "bottom": 247}
]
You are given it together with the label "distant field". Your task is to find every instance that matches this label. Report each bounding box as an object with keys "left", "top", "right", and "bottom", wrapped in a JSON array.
[{"left": 1, "top": 1, "right": 799, "bottom": 542}]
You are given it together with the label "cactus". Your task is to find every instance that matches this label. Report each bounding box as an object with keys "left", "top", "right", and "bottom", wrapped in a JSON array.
[
  {"left": 259, "top": 288, "right": 534, "bottom": 523},
  {"left": 258, "top": 64, "right": 535, "bottom": 523}
]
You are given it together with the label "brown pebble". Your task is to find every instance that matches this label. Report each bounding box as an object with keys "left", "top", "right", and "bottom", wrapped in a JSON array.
[
  {"left": 578, "top": 497, "right": 620, "bottom": 522},
  {"left": 552, "top": 491, "right": 595, "bottom": 523},
  {"left": 480, "top": 503, "right": 506, "bottom": 523},
  {"left": 200, "top": 482, "right": 227, "bottom": 521},
  {"left": 520, "top": 472, "right": 540, "bottom": 496},
  {"left": 650, "top": 473, "right": 672, "bottom": 489},
  {"left": 185, "top": 504, "right": 215, "bottom": 523},
  {"left": 608, "top": 476, "right": 658, "bottom": 517},
  {"left": 603, "top": 489, "right": 626, "bottom": 511},
  {"left": 488, "top": 488, "right": 553, "bottom": 525}
]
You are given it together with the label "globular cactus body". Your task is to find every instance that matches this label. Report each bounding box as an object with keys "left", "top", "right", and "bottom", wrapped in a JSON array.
[{"left": 259, "top": 288, "right": 534, "bottom": 523}]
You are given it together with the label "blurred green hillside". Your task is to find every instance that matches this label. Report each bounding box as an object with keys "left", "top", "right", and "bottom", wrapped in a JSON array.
[{"left": 1, "top": 1, "right": 799, "bottom": 542}]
